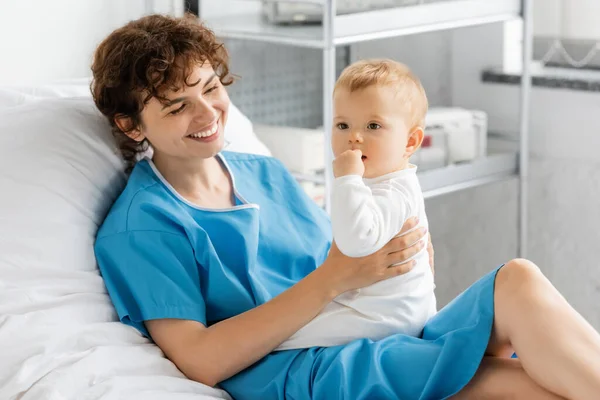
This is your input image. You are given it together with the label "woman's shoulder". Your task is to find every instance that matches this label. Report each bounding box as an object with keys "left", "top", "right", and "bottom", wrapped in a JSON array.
[
  {"left": 96, "top": 160, "right": 184, "bottom": 240},
  {"left": 221, "top": 151, "right": 283, "bottom": 169},
  {"left": 220, "top": 151, "right": 293, "bottom": 182}
]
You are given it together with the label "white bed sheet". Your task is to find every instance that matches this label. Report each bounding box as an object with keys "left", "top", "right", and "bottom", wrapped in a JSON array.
[{"left": 0, "top": 275, "right": 231, "bottom": 400}]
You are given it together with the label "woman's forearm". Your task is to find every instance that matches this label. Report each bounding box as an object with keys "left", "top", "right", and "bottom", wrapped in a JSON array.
[{"left": 185, "top": 263, "right": 341, "bottom": 385}]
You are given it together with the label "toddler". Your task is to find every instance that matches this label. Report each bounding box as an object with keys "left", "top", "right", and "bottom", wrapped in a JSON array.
[{"left": 277, "top": 59, "right": 436, "bottom": 350}]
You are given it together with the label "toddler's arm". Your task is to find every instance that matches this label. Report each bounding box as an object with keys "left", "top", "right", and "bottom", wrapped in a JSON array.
[{"left": 331, "top": 175, "right": 411, "bottom": 258}]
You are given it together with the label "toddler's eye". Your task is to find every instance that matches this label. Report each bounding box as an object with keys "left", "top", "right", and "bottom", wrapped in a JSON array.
[
  {"left": 337, "top": 123, "right": 349, "bottom": 130},
  {"left": 367, "top": 123, "right": 381, "bottom": 130}
]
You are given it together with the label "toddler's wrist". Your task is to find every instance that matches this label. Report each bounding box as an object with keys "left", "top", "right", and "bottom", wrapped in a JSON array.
[{"left": 333, "top": 174, "right": 363, "bottom": 185}]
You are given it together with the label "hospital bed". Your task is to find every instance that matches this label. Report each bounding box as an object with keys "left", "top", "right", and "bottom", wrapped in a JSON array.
[{"left": 0, "top": 80, "right": 271, "bottom": 400}]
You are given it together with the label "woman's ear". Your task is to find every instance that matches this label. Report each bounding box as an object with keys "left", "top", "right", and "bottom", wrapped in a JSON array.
[
  {"left": 114, "top": 114, "right": 145, "bottom": 142},
  {"left": 404, "top": 127, "right": 424, "bottom": 158}
]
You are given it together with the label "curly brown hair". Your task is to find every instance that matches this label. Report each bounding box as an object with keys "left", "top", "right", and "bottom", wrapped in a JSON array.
[{"left": 91, "top": 13, "right": 233, "bottom": 171}]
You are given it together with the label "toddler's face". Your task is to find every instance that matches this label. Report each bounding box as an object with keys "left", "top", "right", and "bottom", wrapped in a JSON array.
[{"left": 332, "top": 85, "right": 413, "bottom": 179}]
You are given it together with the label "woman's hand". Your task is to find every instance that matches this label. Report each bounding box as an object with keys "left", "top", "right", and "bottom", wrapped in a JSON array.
[{"left": 322, "top": 216, "right": 428, "bottom": 296}]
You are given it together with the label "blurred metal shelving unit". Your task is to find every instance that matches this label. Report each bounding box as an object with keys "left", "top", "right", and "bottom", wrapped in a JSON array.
[{"left": 196, "top": 0, "right": 533, "bottom": 257}]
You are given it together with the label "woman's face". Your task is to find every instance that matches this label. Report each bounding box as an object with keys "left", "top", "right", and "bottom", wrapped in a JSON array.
[{"left": 132, "top": 62, "right": 230, "bottom": 161}]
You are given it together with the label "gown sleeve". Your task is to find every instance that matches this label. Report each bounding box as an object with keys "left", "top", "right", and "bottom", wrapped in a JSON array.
[{"left": 94, "top": 230, "right": 206, "bottom": 338}]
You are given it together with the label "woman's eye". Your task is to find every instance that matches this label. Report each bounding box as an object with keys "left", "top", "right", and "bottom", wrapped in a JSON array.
[
  {"left": 170, "top": 104, "right": 186, "bottom": 115},
  {"left": 367, "top": 123, "right": 381, "bottom": 130},
  {"left": 205, "top": 85, "right": 219, "bottom": 95},
  {"left": 337, "top": 123, "right": 349, "bottom": 130}
]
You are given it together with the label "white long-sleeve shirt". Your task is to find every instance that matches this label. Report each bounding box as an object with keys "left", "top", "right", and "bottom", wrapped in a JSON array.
[
  {"left": 276, "top": 166, "right": 436, "bottom": 351},
  {"left": 331, "top": 166, "right": 423, "bottom": 258}
]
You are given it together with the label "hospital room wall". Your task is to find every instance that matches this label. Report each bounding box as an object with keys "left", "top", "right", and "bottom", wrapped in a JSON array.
[
  {"left": 353, "top": 22, "right": 600, "bottom": 329},
  {"left": 0, "top": 0, "right": 180, "bottom": 86},
  {"left": 449, "top": 25, "right": 600, "bottom": 331},
  {"left": 535, "top": 0, "right": 600, "bottom": 40}
]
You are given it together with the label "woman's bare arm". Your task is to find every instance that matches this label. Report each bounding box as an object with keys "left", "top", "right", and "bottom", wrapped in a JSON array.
[
  {"left": 147, "top": 220, "right": 427, "bottom": 387},
  {"left": 147, "top": 264, "right": 340, "bottom": 387}
]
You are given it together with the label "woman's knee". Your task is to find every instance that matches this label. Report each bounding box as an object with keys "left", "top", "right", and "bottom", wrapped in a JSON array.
[{"left": 496, "top": 258, "right": 544, "bottom": 293}]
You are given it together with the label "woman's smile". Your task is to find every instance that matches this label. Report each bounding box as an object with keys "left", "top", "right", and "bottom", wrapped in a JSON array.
[{"left": 186, "top": 118, "right": 221, "bottom": 143}]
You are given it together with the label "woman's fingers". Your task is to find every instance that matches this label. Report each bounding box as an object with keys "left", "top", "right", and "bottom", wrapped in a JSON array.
[
  {"left": 397, "top": 216, "right": 419, "bottom": 235},
  {"left": 386, "top": 238, "right": 425, "bottom": 267},
  {"left": 378, "top": 218, "right": 427, "bottom": 275},
  {"left": 386, "top": 226, "right": 427, "bottom": 254},
  {"left": 427, "top": 233, "right": 435, "bottom": 276},
  {"left": 386, "top": 260, "right": 416, "bottom": 278}
]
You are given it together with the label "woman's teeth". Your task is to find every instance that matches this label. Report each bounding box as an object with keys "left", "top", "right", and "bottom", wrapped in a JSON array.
[{"left": 188, "top": 123, "right": 218, "bottom": 138}]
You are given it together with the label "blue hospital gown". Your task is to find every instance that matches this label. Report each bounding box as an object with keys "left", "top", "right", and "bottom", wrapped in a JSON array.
[{"left": 95, "top": 152, "right": 499, "bottom": 400}]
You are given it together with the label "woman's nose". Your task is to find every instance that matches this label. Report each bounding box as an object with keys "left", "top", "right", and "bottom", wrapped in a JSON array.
[{"left": 193, "top": 96, "right": 217, "bottom": 120}]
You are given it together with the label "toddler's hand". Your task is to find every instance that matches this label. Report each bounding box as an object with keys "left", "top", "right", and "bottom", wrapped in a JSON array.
[{"left": 333, "top": 149, "right": 365, "bottom": 178}]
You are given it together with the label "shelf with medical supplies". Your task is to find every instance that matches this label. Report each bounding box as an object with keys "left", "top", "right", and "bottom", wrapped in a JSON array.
[
  {"left": 254, "top": 108, "right": 519, "bottom": 207},
  {"left": 203, "top": 0, "right": 521, "bottom": 48},
  {"left": 286, "top": 151, "right": 518, "bottom": 207}
]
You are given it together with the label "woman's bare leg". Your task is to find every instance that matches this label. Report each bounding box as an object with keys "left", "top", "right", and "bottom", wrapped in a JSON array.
[
  {"left": 454, "top": 357, "right": 564, "bottom": 399},
  {"left": 489, "top": 259, "right": 600, "bottom": 399}
]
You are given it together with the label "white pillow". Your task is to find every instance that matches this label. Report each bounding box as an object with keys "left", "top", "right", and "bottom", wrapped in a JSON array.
[
  {"left": 4, "top": 78, "right": 94, "bottom": 99},
  {"left": 0, "top": 98, "right": 125, "bottom": 273},
  {"left": 224, "top": 102, "right": 272, "bottom": 156},
  {"left": 0, "top": 97, "right": 231, "bottom": 399},
  {"left": 0, "top": 87, "right": 37, "bottom": 108}
]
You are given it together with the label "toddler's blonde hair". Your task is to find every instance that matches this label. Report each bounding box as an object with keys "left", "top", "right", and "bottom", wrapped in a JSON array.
[{"left": 334, "top": 59, "right": 428, "bottom": 129}]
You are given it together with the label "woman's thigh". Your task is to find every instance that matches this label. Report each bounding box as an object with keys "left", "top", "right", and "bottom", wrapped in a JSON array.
[{"left": 453, "top": 357, "right": 564, "bottom": 399}]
